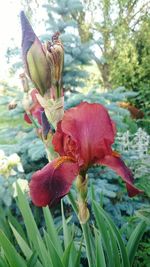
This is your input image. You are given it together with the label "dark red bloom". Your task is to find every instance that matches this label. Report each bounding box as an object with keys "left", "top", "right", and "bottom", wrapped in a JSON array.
[{"left": 29, "top": 102, "right": 143, "bottom": 206}]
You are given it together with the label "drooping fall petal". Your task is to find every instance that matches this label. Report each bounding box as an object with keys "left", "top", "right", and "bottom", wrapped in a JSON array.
[
  {"left": 29, "top": 157, "right": 79, "bottom": 206},
  {"left": 20, "top": 11, "right": 51, "bottom": 95},
  {"left": 53, "top": 102, "right": 115, "bottom": 168},
  {"left": 98, "top": 154, "right": 143, "bottom": 197}
]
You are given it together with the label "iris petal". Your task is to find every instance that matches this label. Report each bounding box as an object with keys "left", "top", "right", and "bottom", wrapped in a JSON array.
[
  {"left": 53, "top": 102, "right": 115, "bottom": 168},
  {"left": 98, "top": 155, "right": 143, "bottom": 197},
  {"left": 29, "top": 157, "right": 79, "bottom": 206}
]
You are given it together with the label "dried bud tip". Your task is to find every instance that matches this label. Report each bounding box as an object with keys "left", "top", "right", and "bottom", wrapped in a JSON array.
[{"left": 52, "top": 32, "right": 60, "bottom": 42}]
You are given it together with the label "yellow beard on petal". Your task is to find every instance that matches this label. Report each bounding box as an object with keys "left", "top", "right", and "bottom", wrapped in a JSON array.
[
  {"left": 54, "top": 156, "right": 76, "bottom": 169},
  {"left": 112, "top": 150, "right": 120, "bottom": 158}
]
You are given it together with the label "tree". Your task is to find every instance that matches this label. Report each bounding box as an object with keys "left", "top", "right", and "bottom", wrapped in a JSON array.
[
  {"left": 133, "top": 15, "right": 150, "bottom": 114},
  {"left": 71, "top": 0, "right": 150, "bottom": 89},
  {"left": 5, "top": 0, "right": 150, "bottom": 95}
]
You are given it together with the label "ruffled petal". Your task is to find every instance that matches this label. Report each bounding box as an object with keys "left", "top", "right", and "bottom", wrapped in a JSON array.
[
  {"left": 98, "top": 154, "right": 143, "bottom": 197},
  {"left": 52, "top": 121, "right": 83, "bottom": 165},
  {"left": 29, "top": 157, "right": 79, "bottom": 207},
  {"left": 52, "top": 121, "right": 65, "bottom": 155},
  {"left": 53, "top": 102, "right": 115, "bottom": 168}
]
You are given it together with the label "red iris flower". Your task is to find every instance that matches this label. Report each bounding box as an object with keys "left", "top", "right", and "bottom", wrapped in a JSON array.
[
  {"left": 29, "top": 102, "right": 143, "bottom": 206},
  {"left": 24, "top": 89, "right": 44, "bottom": 125}
]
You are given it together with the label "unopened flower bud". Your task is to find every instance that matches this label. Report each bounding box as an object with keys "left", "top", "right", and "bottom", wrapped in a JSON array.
[
  {"left": 78, "top": 201, "right": 90, "bottom": 224},
  {"left": 76, "top": 174, "right": 89, "bottom": 223},
  {"left": 20, "top": 11, "right": 51, "bottom": 96},
  {"left": 45, "top": 32, "right": 64, "bottom": 90}
]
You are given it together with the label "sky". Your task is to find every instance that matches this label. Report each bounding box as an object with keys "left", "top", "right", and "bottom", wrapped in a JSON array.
[
  {"left": 0, "top": 0, "right": 22, "bottom": 78},
  {"left": 0, "top": 0, "right": 46, "bottom": 80}
]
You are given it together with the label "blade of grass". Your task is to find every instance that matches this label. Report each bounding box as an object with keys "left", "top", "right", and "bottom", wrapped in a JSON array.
[
  {"left": 27, "top": 251, "right": 38, "bottom": 267},
  {"left": 61, "top": 201, "right": 72, "bottom": 249},
  {"left": 0, "top": 255, "right": 10, "bottom": 267},
  {"left": 44, "top": 230, "right": 64, "bottom": 267},
  {"left": 74, "top": 236, "right": 83, "bottom": 267},
  {"left": 81, "top": 222, "right": 96, "bottom": 267},
  {"left": 43, "top": 206, "right": 63, "bottom": 257},
  {"left": 93, "top": 201, "right": 130, "bottom": 267},
  {"left": 16, "top": 185, "right": 51, "bottom": 267},
  {"left": 62, "top": 241, "right": 73, "bottom": 267},
  {"left": 126, "top": 220, "right": 146, "bottom": 266},
  {"left": 94, "top": 229, "right": 106, "bottom": 267},
  {"left": 9, "top": 222, "right": 42, "bottom": 267},
  {"left": 0, "top": 230, "right": 26, "bottom": 267},
  {"left": 92, "top": 202, "right": 114, "bottom": 267},
  {"left": 8, "top": 212, "right": 27, "bottom": 242},
  {"left": 36, "top": 235, "right": 53, "bottom": 267},
  {"left": 61, "top": 201, "right": 79, "bottom": 266},
  {"left": 108, "top": 226, "right": 122, "bottom": 267},
  {"left": 16, "top": 185, "right": 42, "bottom": 249},
  {"left": 0, "top": 207, "right": 12, "bottom": 241},
  {"left": 9, "top": 222, "right": 32, "bottom": 258}
]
